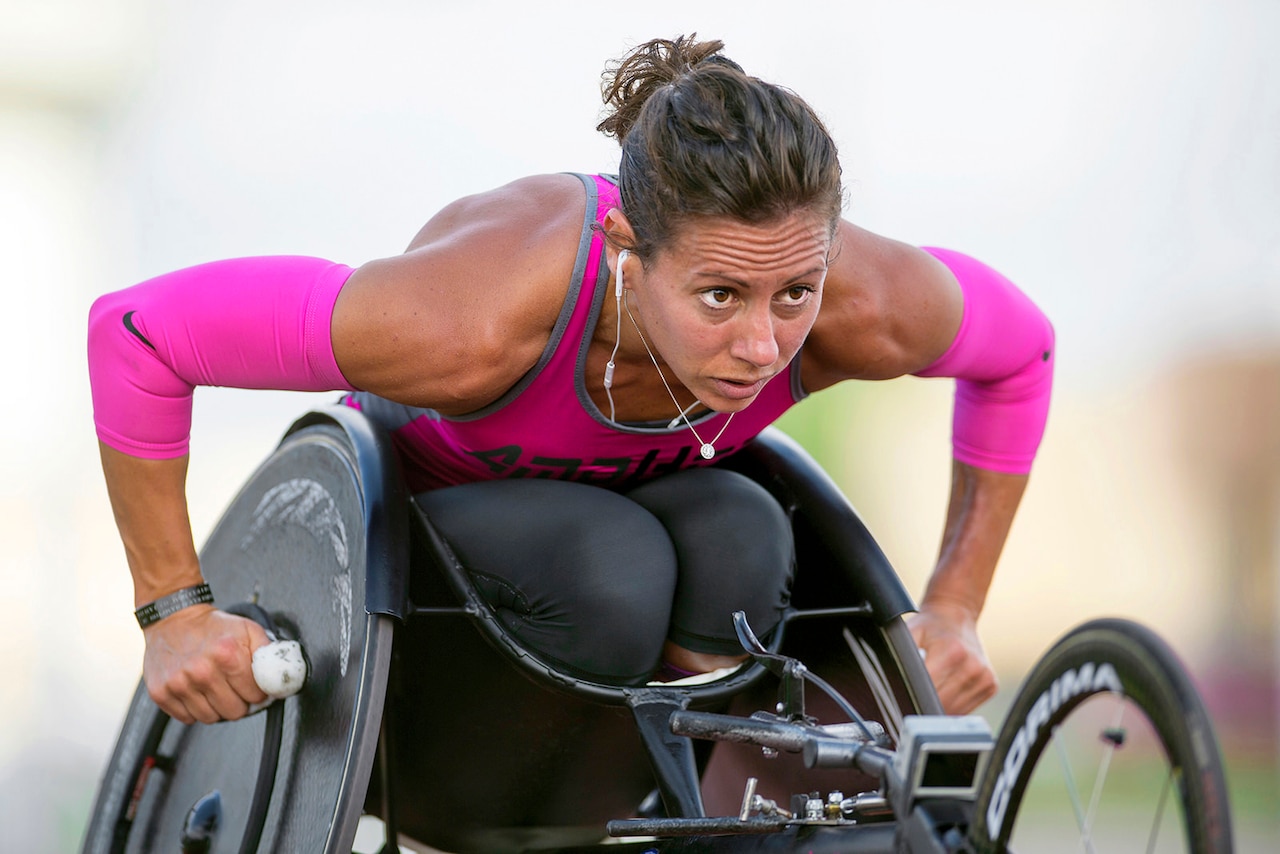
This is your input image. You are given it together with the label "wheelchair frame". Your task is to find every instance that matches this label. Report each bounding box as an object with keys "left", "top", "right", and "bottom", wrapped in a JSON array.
[
  {"left": 106, "top": 403, "right": 1245, "bottom": 853},
  {"left": 83, "top": 404, "right": 1236, "bottom": 853}
]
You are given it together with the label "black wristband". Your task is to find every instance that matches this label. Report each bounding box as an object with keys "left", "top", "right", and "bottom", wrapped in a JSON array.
[{"left": 135, "top": 583, "right": 214, "bottom": 628}]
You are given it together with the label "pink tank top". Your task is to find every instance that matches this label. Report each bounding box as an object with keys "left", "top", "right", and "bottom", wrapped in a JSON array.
[{"left": 347, "top": 174, "right": 806, "bottom": 492}]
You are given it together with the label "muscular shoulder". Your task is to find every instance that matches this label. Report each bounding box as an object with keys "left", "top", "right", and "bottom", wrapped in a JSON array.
[
  {"left": 801, "top": 222, "right": 963, "bottom": 388},
  {"left": 333, "top": 174, "right": 589, "bottom": 412},
  {"left": 404, "top": 173, "right": 587, "bottom": 254}
]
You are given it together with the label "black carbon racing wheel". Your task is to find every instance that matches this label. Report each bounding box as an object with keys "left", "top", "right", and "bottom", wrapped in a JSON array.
[
  {"left": 82, "top": 423, "right": 394, "bottom": 853},
  {"left": 971, "top": 618, "right": 1232, "bottom": 853}
]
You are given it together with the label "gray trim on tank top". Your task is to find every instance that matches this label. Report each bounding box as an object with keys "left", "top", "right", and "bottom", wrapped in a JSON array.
[
  {"left": 572, "top": 243, "right": 690, "bottom": 434},
  {"left": 440, "top": 171, "right": 599, "bottom": 422},
  {"left": 574, "top": 175, "right": 709, "bottom": 433},
  {"left": 790, "top": 349, "right": 810, "bottom": 401},
  {"left": 348, "top": 172, "right": 601, "bottom": 430}
]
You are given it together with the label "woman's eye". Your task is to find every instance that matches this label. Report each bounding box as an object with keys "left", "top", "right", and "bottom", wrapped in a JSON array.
[{"left": 779, "top": 286, "right": 814, "bottom": 305}]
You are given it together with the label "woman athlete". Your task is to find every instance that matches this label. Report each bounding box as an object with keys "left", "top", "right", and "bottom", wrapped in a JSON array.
[{"left": 88, "top": 36, "right": 1053, "bottom": 727}]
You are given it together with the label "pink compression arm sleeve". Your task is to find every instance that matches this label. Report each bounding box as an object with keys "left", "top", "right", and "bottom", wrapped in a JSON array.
[
  {"left": 914, "top": 247, "right": 1054, "bottom": 475},
  {"left": 88, "top": 256, "right": 358, "bottom": 458}
]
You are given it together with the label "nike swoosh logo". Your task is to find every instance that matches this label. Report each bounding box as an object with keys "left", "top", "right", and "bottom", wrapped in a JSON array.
[{"left": 122, "top": 311, "right": 156, "bottom": 350}]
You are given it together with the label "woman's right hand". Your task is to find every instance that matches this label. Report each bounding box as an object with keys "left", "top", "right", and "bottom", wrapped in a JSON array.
[{"left": 142, "top": 605, "right": 271, "bottom": 724}]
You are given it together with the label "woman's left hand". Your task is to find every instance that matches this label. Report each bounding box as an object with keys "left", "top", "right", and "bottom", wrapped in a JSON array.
[{"left": 907, "top": 601, "right": 998, "bottom": 715}]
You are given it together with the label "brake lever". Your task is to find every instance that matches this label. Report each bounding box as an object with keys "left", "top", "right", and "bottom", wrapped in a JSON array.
[{"left": 732, "top": 611, "right": 808, "bottom": 721}]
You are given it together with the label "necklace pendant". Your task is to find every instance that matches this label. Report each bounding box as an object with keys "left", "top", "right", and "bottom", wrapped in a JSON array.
[{"left": 700, "top": 443, "right": 716, "bottom": 460}]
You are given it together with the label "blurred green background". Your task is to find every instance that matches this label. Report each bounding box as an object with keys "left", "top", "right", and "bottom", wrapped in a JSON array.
[{"left": 1, "top": 1, "right": 1276, "bottom": 849}]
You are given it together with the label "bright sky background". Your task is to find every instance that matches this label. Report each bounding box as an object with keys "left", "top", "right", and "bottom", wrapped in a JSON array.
[{"left": 1, "top": 0, "right": 1277, "bottom": 848}]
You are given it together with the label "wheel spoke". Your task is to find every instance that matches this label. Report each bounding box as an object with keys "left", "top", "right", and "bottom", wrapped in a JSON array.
[
  {"left": 1079, "top": 698, "right": 1128, "bottom": 846},
  {"left": 1051, "top": 728, "right": 1094, "bottom": 852},
  {"left": 1144, "top": 766, "right": 1177, "bottom": 854}
]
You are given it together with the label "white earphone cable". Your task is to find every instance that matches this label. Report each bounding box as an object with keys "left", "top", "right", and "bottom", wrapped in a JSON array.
[{"left": 603, "top": 249, "right": 627, "bottom": 421}]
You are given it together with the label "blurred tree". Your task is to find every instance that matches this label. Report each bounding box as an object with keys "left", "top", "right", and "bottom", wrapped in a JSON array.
[{"left": 1169, "top": 348, "right": 1280, "bottom": 754}]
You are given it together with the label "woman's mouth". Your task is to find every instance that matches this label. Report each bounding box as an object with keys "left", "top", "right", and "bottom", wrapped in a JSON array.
[{"left": 709, "top": 376, "right": 769, "bottom": 402}]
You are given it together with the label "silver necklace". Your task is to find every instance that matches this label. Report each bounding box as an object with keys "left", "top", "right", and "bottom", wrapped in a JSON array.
[{"left": 623, "top": 291, "right": 734, "bottom": 460}]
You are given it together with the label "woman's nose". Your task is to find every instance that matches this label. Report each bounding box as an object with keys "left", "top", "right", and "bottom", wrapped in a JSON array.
[{"left": 731, "top": 308, "right": 780, "bottom": 367}]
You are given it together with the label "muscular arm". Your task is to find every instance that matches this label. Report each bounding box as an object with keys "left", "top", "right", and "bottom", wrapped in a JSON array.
[
  {"left": 911, "top": 463, "right": 1027, "bottom": 713},
  {"left": 99, "top": 447, "right": 202, "bottom": 607},
  {"left": 804, "top": 224, "right": 1054, "bottom": 713},
  {"left": 88, "top": 173, "right": 585, "bottom": 722}
]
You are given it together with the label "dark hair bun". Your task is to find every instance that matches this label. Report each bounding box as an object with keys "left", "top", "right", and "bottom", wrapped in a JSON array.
[{"left": 597, "top": 35, "right": 740, "bottom": 141}]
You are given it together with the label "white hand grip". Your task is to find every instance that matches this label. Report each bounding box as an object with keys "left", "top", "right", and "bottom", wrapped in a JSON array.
[{"left": 251, "top": 639, "right": 308, "bottom": 700}]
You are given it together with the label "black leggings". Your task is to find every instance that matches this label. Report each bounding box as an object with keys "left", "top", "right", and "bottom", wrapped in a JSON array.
[{"left": 415, "top": 468, "right": 795, "bottom": 685}]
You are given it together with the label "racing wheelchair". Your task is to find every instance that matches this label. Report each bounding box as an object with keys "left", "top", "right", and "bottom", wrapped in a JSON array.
[{"left": 82, "top": 405, "right": 1234, "bottom": 853}]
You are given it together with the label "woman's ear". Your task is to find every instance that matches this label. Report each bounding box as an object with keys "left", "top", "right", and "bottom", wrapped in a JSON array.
[{"left": 601, "top": 208, "right": 637, "bottom": 273}]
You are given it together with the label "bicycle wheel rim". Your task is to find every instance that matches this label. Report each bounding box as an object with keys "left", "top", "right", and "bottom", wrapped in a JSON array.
[{"left": 971, "top": 618, "right": 1232, "bottom": 853}]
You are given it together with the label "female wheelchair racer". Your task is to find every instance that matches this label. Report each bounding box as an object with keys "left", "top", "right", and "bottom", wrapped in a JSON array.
[
  {"left": 83, "top": 34, "right": 1067, "bottom": 851},
  {"left": 87, "top": 33, "right": 1052, "bottom": 728}
]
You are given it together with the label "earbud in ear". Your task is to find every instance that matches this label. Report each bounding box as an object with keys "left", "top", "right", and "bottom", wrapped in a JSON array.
[{"left": 616, "top": 249, "right": 629, "bottom": 297}]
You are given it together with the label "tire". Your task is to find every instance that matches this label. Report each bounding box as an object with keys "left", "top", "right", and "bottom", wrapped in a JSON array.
[
  {"left": 971, "top": 618, "right": 1233, "bottom": 853},
  {"left": 81, "top": 687, "right": 170, "bottom": 854}
]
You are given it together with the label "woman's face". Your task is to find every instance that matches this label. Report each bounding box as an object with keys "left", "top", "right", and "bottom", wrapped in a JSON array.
[{"left": 621, "top": 211, "right": 831, "bottom": 412}]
